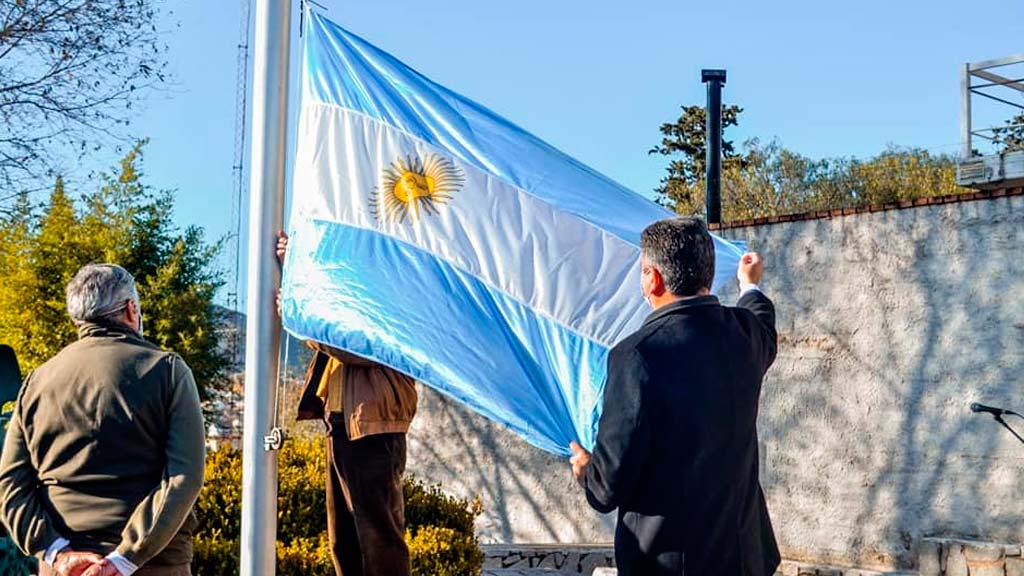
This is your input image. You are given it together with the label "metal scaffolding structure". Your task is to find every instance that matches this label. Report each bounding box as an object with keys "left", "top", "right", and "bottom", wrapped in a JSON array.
[
  {"left": 957, "top": 55, "right": 1024, "bottom": 189},
  {"left": 960, "top": 54, "right": 1024, "bottom": 159}
]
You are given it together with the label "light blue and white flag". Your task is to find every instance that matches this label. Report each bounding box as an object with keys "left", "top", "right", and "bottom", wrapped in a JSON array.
[{"left": 281, "top": 11, "right": 746, "bottom": 456}]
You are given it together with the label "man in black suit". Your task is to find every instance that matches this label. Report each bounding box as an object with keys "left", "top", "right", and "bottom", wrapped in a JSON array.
[{"left": 570, "top": 217, "right": 779, "bottom": 576}]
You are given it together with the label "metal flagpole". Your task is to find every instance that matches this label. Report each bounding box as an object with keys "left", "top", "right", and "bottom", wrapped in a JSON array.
[{"left": 240, "top": 1, "right": 292, "bottom": 575}]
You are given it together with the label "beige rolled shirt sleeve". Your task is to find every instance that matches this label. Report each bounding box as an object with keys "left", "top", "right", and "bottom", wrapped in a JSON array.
[{"left": 307, "top": 340, "right": 377, "bottom": 366}]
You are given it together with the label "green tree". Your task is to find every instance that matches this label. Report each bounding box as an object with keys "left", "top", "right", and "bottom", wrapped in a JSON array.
[
  {"left": 721, "top": 139, "right": 820, "bottom": 221},
  {"left": 836, "top": 147, "right": 960, "bottom": 206},
  {"left": 649, "top": 104, "right": 745, "bottom": 213},
  {"left": 0, "top": 142, "right": 228, "bottom": 398},
  {"left": 651, "top": 103, "right": 964, "bottom": 222},
  {"left": 992, "top": 113, "right": 1024, "bottom": 153}
]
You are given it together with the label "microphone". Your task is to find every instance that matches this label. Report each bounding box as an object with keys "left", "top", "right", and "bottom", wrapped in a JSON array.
[
  {"left": 972, "top": 402, "right": 1024, "bottom": 447},
  {"left": 971, "top": 402, "right": 1011, "bottom": 416}
]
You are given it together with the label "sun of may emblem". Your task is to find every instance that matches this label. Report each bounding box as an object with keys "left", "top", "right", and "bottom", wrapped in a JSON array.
[{"left": 371, "top": 154, "right": 465, "bottom": 223}]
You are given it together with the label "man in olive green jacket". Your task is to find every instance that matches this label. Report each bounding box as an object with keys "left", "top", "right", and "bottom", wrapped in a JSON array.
[
  {"left": 278, "top": 231, "right": 417, "bottom": 576},
  {"left": 0, "top": 264, "right": 205, "bottom": 576}
]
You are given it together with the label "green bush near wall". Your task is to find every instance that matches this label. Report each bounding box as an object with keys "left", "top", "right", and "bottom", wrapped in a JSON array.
[
  {"left": 0, "top": 437, "right": 482, "bottom": 575},
  {"left": 193, "top": 437, "right": 484, "bottom": 576}
]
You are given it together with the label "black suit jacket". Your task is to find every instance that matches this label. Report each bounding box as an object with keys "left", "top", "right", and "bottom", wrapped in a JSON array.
[{"left": 584, "top": 291, "right": 780, "bottom": 576}]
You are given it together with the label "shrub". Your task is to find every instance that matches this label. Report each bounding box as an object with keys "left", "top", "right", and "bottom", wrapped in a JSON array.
[
  {"left": 408, "top": 525, "right": 484, "bottom": 576},
  {"left": 276, "top": 435, "right": 329, "bottom": 541},
  {"left": 405, "top": 480, "right": 482, "bottom": 537},
  {"left": 277, "top": 535, "right": 333, "bottom": 575},
  {"left": 191, "top": 537, "right": 238, "bottom": 576},
  {"left": 193, "top": 437, "right": 483, "bottom": 575},
  {"left": 193, "top": 443, "right": 242, "bottom": 542},
  {"left": 0, "top": 536, "right": 35, "bottom": 576}
]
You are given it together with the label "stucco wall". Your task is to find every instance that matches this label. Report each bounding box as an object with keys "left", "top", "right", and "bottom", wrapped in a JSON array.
[{"left": 406, "top": 194, "right": 1024, "bottom": 570}]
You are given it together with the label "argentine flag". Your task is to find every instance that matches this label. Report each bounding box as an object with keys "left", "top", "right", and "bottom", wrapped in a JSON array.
[{"left": 281, "top": 11, "right": 745, "bottom": 456}]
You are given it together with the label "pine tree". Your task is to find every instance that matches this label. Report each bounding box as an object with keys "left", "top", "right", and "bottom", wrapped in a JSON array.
[{"left": 0, "top": 143, "right": 228, "bottom": 399}]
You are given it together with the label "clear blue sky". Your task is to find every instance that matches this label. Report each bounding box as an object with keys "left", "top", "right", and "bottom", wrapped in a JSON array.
[{"left": 108, "top": 0, "right": 1023, "bottom": 309}]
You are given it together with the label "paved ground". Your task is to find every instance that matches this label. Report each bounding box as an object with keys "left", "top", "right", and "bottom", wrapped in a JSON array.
[
  {"left": 483, "top": 570, "right": 579, "bottom": 576},
  {"left": 483, "top": 561, "right": 612, "bottom": 575}
]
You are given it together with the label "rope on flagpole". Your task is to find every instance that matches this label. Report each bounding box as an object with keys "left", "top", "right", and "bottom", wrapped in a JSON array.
[{"left": 263, "top": 331, "right": 289, "bottom": 452}]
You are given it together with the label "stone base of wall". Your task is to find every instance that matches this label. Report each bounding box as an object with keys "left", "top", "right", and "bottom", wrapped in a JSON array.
[
  {"left": 919, "top": 538, "right": 1023, "bottom": 576},
  {"left": 483, "top": 538, "right": 1024, "bottom": 576},
  {"left": 778, "top": 560, "right": 916, "bottom": 576},
  {"left": 584, "top": 561, "right": 918, "bottom": 576},
  {"left": 482, "top": 544, "right": 614, "bottom": 574},
  {"left": 482, "top": 547, "right": 913, "bottom": 576}
]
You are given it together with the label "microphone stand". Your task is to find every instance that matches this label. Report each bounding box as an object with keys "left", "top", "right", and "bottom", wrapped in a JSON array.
[
  {"left": 991, "top": 412, "right": 1024, "bottom": 444},
  {"left": 991, "top": 413, "right": 1024, "bottom": 446}
]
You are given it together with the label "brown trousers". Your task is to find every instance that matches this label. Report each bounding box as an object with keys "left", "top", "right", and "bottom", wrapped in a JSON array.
[
  {"left": 325, "top": 414, "right": 410, "bottom": 576},
  {"left": 40, "top": 564, "right": 190, "bottom": 576}
]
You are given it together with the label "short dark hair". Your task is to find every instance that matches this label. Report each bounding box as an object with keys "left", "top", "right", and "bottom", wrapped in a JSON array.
[{"left": 640, "top": 217, "right": 715, "bottom": 297}]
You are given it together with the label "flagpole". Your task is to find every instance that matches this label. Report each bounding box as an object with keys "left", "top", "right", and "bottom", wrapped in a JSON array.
[{"left": 240, "top": 1, "right": 292, "bottom": 575}]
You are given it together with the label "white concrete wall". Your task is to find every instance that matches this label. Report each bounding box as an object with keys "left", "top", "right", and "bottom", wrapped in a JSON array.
[
  {"left": 406, "top": 194, "right": 1024, "bottom": 570},
  {"left": 407, "top": 387, "right": 616, "bottom": 544}
]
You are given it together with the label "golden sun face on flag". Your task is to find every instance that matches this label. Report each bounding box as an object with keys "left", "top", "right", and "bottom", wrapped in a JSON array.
[{"left": 372, "top": 154, "right": 465, "bottom": 223}]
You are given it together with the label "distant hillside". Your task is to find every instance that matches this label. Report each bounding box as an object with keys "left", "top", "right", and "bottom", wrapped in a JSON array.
[{"left": 215, "top": 306, "right": 312, "bottom": 376}]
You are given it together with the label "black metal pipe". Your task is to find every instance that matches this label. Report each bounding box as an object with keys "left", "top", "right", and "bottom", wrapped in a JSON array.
[{"left": 702, "top": 69, "right": 726, "bottom": 225}]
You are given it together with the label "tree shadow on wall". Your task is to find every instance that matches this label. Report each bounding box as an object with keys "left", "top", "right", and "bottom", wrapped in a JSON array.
[
  {"left": 407, "top": 388, "right": 616, "bottom": 544},
  {"left": 735, "top": 200, "right": 1023, "bottom": 569}
]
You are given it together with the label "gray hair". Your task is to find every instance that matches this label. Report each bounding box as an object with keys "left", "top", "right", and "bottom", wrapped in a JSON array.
[
  {"left": 640, "top": 217, "right": 716, "bottom": 297},
  {"left": 66, "top": 264, "right": 140, "bottom": 326}
]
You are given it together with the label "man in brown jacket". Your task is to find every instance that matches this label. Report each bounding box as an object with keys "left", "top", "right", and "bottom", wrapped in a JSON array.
[
  {"left": 0, "top": 264, "right": 205, "bottom": 576},
  {"left": 277, "top": 232, "right": 418, "bottom": 576}
]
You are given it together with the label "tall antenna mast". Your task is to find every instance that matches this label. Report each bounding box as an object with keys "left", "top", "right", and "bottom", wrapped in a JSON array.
[{"left": 227, "top": 0, "right": 253, "bottom": 368}]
